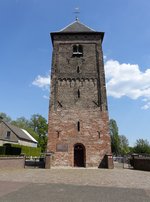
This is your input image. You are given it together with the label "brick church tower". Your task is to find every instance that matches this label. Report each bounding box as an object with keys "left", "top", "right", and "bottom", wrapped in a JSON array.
[{"left": 47, "top": 20, "right": 111, "bottom": 167}]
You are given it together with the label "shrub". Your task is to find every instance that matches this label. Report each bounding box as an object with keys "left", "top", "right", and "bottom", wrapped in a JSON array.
[
  {"left": 11, "top": 144, "right": 41, "bottom": 157},
  {"left": 0, "top": 146, "right": 5, "bottom": 155}
]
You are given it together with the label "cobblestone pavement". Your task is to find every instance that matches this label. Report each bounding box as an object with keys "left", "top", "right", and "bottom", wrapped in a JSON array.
[
  {"left": 0, "top": 167, "right": 150, "bottom": 202},
  {"left": 0, "top": 167, "right": 149, "bottom": 190}
]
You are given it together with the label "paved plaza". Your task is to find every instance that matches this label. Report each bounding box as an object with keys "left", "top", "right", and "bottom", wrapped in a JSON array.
[{"left": 0, "top": 167, "right": 150, "bottom": 201}]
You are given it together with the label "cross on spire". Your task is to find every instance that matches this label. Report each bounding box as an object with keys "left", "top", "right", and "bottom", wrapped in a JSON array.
[{"left": 74, "top": 7, "right": 80, "bottom": 21}]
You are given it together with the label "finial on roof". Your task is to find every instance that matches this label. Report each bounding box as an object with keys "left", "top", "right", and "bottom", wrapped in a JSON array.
[{"left": 74, "top": 7, "right": 80, "bottom": 21}]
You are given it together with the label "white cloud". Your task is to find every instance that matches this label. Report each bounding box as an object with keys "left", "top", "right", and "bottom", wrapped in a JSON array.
[
  {"left": 43, "top": 95, "right": 49, "bottom": 99},
  {"left": 103, "top": 55, "right": 107, "bottom": 62},
  {"left": 105, "top": 59, "right": 150, "bottom": 109},
  {"left": 32, "top": 75, "right": 50, "bottom": 90}
]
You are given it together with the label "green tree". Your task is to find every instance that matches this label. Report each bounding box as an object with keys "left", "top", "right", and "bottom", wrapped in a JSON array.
[
  {"left": 119, "top": 135, "right": 129, "bottom": 155},
  {"left": 109, "top": 119, "right": 120, "bottom": 156},
  {"left": 30, "top": 114, "right": 48, "bottom": 152},
  {"left": 128, "top": 146, "right": 134, "bottom": 153},
  {"left": 11, "top": 117, "right": 30, "bottom": 129},
  {"left": 11, "top": 116, "right": 39, "bottom": 142},
  {"left": 0, "top": 112, "right": 12, "bottom": 122},
  {"left": 133, "top": 139, "right": 150, "bottom": 154},
  {"left": 25, "top": 128, "right": 39, "bottom": 142}
]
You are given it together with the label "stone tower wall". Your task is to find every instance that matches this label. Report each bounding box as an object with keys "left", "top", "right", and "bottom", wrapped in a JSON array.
[{"left": 47, "top": 33, "right": 111, "bottom": 167}]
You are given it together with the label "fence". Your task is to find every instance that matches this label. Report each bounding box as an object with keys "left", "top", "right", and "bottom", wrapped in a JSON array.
[
  {"left": 0, "top": 153, "right": 51, "bottom": 169},
  {"left": 113, "top": 154, "right": 150, "bottom": 171},
  {"left": 25, "top": 156, "right": 45, "bottom": 168}
]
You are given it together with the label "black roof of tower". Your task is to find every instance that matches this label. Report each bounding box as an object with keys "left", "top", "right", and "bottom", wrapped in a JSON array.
[
  {"left": 50, "top": 20, "right": 104, "bottom": 44},
  {"left": 59, "top": 20, "right": 95, "bottom": 32}
]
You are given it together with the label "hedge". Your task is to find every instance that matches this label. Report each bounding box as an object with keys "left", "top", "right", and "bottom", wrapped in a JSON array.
[
  {"left": 11, "top": 144, "right": 41, "bottom": 157},
  {"left": 0, "top": 145, "right": 17, "bottom": 155},
  {"left": 0, "top": 145, "right": 41, "bottom": 157},
  {"left": 0, "top": 146, "right": 5, "bottom": 155}
]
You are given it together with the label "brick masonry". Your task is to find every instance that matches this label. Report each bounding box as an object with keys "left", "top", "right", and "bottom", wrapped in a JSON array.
[
  {"left": 47, "top": 28, "right": 111, "bottom": 167},
  {"left": 0, "top": 156, "right": 25, "bottom": 169}
]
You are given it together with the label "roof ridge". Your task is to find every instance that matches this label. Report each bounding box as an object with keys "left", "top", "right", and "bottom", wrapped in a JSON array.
[
  {"left": 2, "top": 121, "right": 20, "bottom": 140},
  {"left": 2, "top": 121, "right": 36, "bottom": 143},
  {"left": 21, "top": 129, "right": 37, "bottom": 143},
  {"left": 59, "top": 20, "right": 95, "bottom": 32},
  {"left": 59, "top": 21, "right": 76, "bottom": 32},
  {"left": 76, "top": 21, "right": 95, "bottom": 31}
]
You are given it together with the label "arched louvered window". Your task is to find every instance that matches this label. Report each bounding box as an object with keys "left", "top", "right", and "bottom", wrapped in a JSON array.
[
  {"left": 78, "top": 45, "right": 83, "bottom": 53},
  {"left": 73, "top": 45, "right": 78, "bottom": 53},
  {"left": 73, "top": 44, "right": 83, "bottom": 57}
]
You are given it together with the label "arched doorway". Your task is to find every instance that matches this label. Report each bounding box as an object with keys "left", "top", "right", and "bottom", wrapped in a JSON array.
[{"left": 74, "top": 143, "right": 85, "bottom": 167}]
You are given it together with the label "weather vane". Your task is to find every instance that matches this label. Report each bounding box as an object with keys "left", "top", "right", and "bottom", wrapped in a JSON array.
[{"left": 74, "top": 7, "right": 80, "bottom": 21}]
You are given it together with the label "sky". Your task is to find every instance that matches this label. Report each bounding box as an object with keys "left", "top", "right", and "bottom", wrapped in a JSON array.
[{"left": 0, "top": 0, "right": 150, "bottom": 146}]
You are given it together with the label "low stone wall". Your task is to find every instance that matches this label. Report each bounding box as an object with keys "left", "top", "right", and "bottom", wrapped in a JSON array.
[
  {"left": 0, "top": 156, "right": 25, "bottom": 169},
  {"left": 133, "top": 157, "right": 150, "bottom": 171}
]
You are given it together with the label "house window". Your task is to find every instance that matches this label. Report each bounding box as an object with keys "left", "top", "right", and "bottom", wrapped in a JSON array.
[
  {"left": 73, "top": 45, "right": 83, "bottom": 57},
  {"left": 6, "top": 131, "right": 11, "bottom": 139}
]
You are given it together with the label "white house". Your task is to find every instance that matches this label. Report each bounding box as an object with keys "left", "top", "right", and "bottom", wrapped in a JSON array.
[{"left": 0, "top": 120, "right": 37, "bottom": 148}]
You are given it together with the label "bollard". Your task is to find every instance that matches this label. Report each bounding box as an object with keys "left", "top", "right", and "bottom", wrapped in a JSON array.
[
  {"left": 45, "top": 153, "right": 51, "bottom": 169},
  {"left": 105, "top": 154, "right": 114, "bottom": 169}
]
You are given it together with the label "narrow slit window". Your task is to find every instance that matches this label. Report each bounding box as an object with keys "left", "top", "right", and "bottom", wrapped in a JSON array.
[
  {"left": 78, "top": 89, "right": 80, "bottom": 98},
  {"left": 57, "top": 131, "right": 60, "bottom": 138},
  {"left": 97, "top": 131, "right": 100, "bottom": 139},
  {"left": 77, "top": 121, "right": 80, "bottom": 132},
  {"left": 77, "top": 66, "right": 80, "bottom": 73}
]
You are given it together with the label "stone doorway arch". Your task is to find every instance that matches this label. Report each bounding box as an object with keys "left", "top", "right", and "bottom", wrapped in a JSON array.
[{"left": 74, "top": 143, "right": 86, "bottom": 167}]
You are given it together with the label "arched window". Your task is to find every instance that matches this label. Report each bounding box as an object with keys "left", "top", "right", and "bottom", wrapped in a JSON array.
[
  {"left": 73, "top": 44, "right": 83, "bottom": 57},
  {"left": 73, "top": 45, "right": 78, "bottom": 53},
  {"left": 78, "top": 45, "right": 83, "bottom": 53}
]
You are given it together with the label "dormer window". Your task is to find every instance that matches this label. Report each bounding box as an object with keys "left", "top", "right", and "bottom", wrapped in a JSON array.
[
  {"left": 73, "top": 45, "right": 83, "bottom": 57},
  {"left": 6, "top": 131, "right": 11, "bottom": 139}
]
